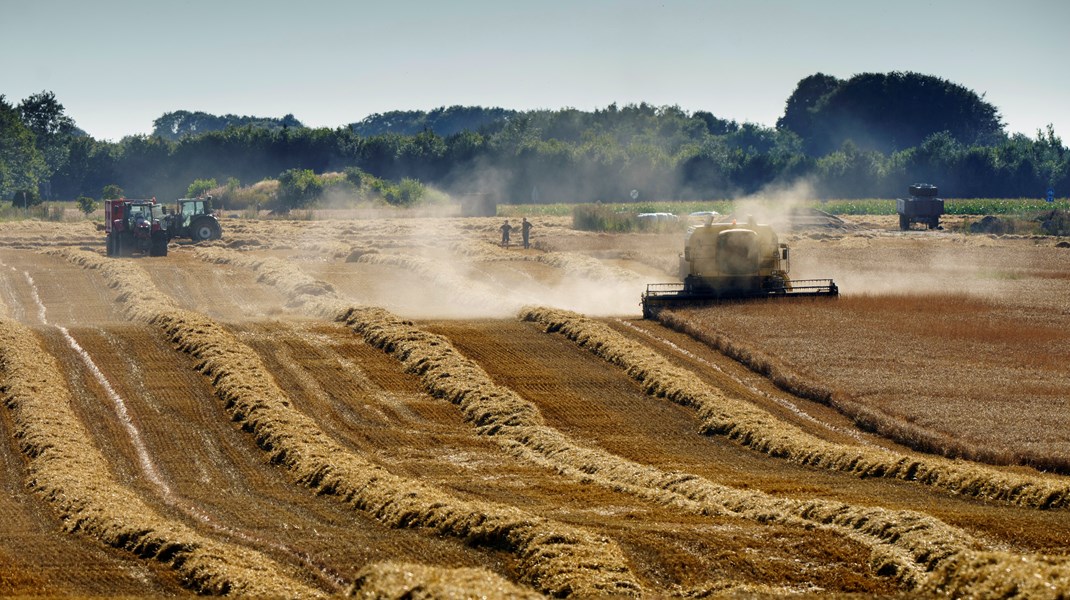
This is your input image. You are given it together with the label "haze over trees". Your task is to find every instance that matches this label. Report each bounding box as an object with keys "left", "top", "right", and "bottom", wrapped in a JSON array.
[{"left": 1, "top": 72, "right": 1067, "bottom": 207}]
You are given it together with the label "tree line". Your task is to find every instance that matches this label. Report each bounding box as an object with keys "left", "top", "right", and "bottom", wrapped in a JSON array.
[{"left": 2, "top": 72, "right": 1066, "bottom": 210}]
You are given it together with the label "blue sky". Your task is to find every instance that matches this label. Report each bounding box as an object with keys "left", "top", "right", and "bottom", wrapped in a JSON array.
[{"left": 3, "top": 0, "right": 1067, "bottom": 142}]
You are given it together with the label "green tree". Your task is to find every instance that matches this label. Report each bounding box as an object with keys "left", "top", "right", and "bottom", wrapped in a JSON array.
[
  {"left": 779, "top": 72, "right": 1003, "bottom": 156},
  {"left": 276, "top": 168, "right": 322, "bottom": 209},
  {"left": 12, "top": 188, "right": 41, "bottom": 208},
  {"left": 102, "top": 184, "right": 124, "bottom": 199},
  {"left": 187, "top": 178, "right": 217, "bottom": 197},
  {"left": 0, "top": 95, "right": 47, "bottom": 200},
  {"left": 18, "top": 91, "right": 77, "bottom": 197}
]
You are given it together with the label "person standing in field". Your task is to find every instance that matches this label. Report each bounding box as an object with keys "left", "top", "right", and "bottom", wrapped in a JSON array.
[
  {"left": 521, "top": 217, "right": 533, "bottom": 249},
  {"left": 500, "top": 219, "right": 513, "bottom": 247}
]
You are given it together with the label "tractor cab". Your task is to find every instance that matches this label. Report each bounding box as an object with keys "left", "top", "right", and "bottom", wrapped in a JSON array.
[
  {"left": 175, "top": 198, "right": 214, "bottom": 229},
  {"left": 165, "top": 197, "right": 222, "bottom": 241}
]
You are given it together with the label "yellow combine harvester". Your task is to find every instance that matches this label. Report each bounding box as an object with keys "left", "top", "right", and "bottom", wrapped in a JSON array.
[{"left": 641, "top": 217, "right": 837, "bottom": 318}]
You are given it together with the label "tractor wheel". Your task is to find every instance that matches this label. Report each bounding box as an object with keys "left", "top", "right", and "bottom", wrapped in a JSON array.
[
  {"left": 189, "top": 218, "right": 221, "bottom": 242},
  {"left": 150, "top": 234, "right": 168, "bottom": 257},
  {"left": 899, "top": 215, "right": 910, "bottom": 230}
]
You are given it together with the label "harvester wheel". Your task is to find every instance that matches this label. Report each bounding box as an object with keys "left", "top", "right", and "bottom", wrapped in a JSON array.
[
  {"left": 899, "top": 215, "right": 910, "bottom": 230},
  {"left": 106, "top": 233, "right": 115, "bottom": 257}
]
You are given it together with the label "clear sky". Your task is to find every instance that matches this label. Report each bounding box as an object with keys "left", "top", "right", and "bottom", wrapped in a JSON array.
[{"left": 2, "top": 0, "right": 1067, "bottom": 142}]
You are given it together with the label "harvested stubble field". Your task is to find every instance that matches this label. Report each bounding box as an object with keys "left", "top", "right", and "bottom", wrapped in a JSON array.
[{"left": 1, "top": 213, "right": 1069, "bottom": 598}]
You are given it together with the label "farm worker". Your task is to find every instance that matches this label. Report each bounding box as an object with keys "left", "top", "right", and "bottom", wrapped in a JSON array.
[
  {"left": 521, "top": 217, "right": 533, "bottom": 249},
  {"left": 500, "top": 220, "right": 513, "bottom": 247}
]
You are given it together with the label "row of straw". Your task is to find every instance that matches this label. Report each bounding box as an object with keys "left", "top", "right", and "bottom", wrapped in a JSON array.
[
  {"left": 55, "top": 248, "right": 636, "bottom": 598},
  {"left": 197, "top": 244, "right": 1070, "bottom": 596},
  {"left": 522, "top": 307, "right": 1070, "bottom": 509},
  {"left": 0, "top": 318, "right": 325, "bottom": 598}
]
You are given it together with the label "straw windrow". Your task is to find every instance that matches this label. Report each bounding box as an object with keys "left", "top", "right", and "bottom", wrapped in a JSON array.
[
  {"left": 520, "top": 307, "right": 1070, "bottom": 510},
  {"left": 54, "top": 248, "right": 639, "bottom": 598},
  {"left": 0, "top": 318, "right": 324, "bottom": 598},
  {"left": 347, "top": 562, "right": 543, "bottom": 599}
]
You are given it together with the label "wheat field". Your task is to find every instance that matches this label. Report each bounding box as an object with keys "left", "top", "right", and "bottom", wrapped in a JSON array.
[{"left": 0, "top": 214, "right": 1067, "bottom": 598}]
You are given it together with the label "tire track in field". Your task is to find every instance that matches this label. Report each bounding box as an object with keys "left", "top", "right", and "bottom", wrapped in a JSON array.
[{"left": 614, "top": 317, "right": 874, "bottom": 447}]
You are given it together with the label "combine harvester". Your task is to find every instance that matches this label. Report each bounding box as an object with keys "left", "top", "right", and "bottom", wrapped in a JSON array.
[{"left": 641, "top": 216, "right": 838, "bottom": 318}]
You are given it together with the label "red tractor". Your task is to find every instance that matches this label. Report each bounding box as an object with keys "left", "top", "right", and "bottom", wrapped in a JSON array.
[{"left": 104, "top": 198, "right": 170, "bottom": 257}]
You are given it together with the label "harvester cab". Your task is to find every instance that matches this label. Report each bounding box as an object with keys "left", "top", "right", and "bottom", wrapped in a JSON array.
[
  {"left": 166, "top": 197, "right": 223, "bottom": 242},
  {"left": 642, "top": 217, "right": 837, "bottom": 318},
  {"left": 104, "top": 198, "right": 169, "bottom": 257}
]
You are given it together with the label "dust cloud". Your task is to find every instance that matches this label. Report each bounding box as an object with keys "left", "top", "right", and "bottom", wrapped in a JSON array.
[{"left": 340, "top": 216, "right": 652, "bottom": 319}]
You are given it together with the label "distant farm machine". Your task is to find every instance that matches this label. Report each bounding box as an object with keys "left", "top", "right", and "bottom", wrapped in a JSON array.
[
  {"left": 104, "top": 196, "right": 223, "bottom": 258},
  {"left": 641, "top": 216, "right": 838, "bottom": 318},
  {"left": 104, "top": 198, "right": 170, "bottom": 257},
  {"left": 165, "top": 196, "right": 223, "bottom": 242},
  {"left": 897, "top": 183, "right": 944, "bottom": 230}
]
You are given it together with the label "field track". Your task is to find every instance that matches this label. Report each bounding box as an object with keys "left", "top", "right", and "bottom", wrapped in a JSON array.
[{"left": 1, "top": 216, "right": 1069, "bottom": 598}]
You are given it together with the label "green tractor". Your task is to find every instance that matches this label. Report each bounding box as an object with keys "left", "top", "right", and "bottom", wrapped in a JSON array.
[{"left": 165, "top": 197, "right": 223, "bottom": 242}]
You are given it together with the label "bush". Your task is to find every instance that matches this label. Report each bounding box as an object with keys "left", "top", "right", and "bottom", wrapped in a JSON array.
[
  {"left": 388, "top": 178, "right": 425, "bottom": 206},
  {"left": 276, "top": 169, "right": 323, "bottom": 210},
  {"left": 76, "top": 196, "right": 96, "bottom": 216},
  {"left": 11, "top": 189, "right": 40, "bottom": 208}
]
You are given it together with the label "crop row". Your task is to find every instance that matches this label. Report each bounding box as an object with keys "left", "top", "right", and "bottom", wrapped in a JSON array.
[
  {"left": 0, "top": 318, "right": 324, "bottom": 598},
  {"left": 56, "top": 248, "right": 637, "bottom": 597}
]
